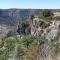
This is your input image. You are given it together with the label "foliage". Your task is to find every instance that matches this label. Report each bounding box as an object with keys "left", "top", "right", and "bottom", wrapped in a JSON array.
[
  {"left": 30, "top": 15, "right": 35, "bottom": 20},
  {"left": 16, "top": 44, "right": 27, "bottom": 60},
  {"left": 51, "top": 31, "right": 60, "bottom": 55},
  {"left": 0, "top": 34, "right": 36, "bottom": 60},
  {"left": 19, "top": 34, "right": 36, "bottom": 48},
  {"left": 0, "top": 37, "right": 16, "bottom": 60},
  {"left": 21, "top": 21, "right": 29, "bottom": 29},
  {"left": 39, "top": 9, "right": 53, "bottom": 19}
]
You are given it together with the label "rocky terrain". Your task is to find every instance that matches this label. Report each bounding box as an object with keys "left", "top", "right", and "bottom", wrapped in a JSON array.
[
  {"left": 30, "top": 16, "right": 60, "bottom": 60},
  {"left": 5, "top": 15, "right": 60, "bottom": 60},
  {"left": 0, "top": 9, "right": 60, "bottom": 60}
]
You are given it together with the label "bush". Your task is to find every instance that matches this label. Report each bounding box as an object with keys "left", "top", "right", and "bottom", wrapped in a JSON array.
[
  {"left": 30, "top": 15, "right": 35, "bottom": 20},
  {"left": 39, "top": 9, "right": 53, "bottom": 19}
]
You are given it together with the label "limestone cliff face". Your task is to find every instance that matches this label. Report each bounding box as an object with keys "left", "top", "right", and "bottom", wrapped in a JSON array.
[
  {"left": 31, "top": 17, "right": 60, "bottom": 39},
  {"left": 31, "top": 16, "right": 60, "bottom": 59}
]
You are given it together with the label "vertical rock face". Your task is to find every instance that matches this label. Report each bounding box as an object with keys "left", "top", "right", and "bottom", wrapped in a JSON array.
[
  {"left": 31, "top": 16, "right": 60, "bottom": 59},
  {"left": 31, "top": 17, "right": 60, "bottom": 39}
]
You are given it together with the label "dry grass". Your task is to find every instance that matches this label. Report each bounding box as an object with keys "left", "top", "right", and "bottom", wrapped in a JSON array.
[{"left": 25, "top": 44, "right": 40, "bottom": 60}]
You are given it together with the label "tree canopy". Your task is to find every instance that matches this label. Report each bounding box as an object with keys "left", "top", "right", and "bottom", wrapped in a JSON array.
[{"left": 39, "top": 9, "right": 53, "bottom": 18}]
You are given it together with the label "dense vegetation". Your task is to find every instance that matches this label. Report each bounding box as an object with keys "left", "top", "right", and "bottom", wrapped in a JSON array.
[
  {"left": 0, "top": 35, "right": 38, "bottom": 60},
  {"left": 0, "top": 33, "right": 60, "bottom": 60},
  {"left": 38, "top": 9, "right": 53, "bottom": 20}
]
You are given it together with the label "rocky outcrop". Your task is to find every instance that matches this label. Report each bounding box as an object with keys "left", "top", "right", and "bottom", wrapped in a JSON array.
[
  {"left": 31, "top": 16, "right": 60, "bottom": 60},
  {"left": 31, "top": 16, "right": 60, "bottom": 39}
]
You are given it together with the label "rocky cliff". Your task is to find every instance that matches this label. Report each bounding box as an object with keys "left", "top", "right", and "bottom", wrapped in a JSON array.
[
  {"left": 0, "top": 9, "right": 41, "bottom": 37},
  {"left": 31, "top": 16, "right": 60, "bottom": 60}
]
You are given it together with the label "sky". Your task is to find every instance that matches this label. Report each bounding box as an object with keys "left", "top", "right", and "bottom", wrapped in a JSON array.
[{"left": 0, "top": 0, "right": 60, "bottom": 9}]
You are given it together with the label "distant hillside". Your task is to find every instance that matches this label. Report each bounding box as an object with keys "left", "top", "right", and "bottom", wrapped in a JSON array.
[
  {"left": 0, "top": 9, "right": 42, "bottom": 37},
  {"left": 0, "top": 9, "right": 59, "bottom": 26},
  {"left": 0, "top": 9, "right": 42, "bottom": 26}
]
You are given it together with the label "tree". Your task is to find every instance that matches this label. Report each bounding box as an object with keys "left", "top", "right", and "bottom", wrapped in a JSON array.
[
  {"left": 21, "top": 21, "right": 29, "bottom": 29},
  {"left": 39, "top": 9, "right": 53, "bottom": 18},
  {"left": 30, "top": 15, "right": 35, "bottom": 20},
  {"left": 20, "top": 34, "right": 35, "bottom": 48}
]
